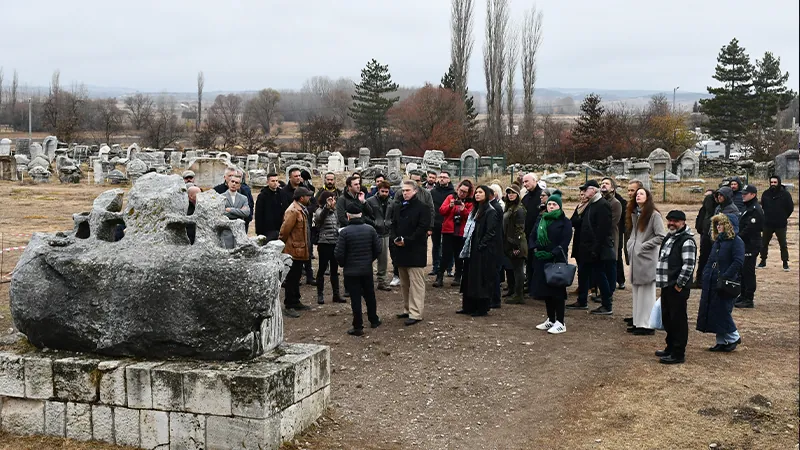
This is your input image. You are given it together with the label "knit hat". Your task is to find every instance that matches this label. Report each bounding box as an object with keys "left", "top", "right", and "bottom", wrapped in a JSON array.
[
  {"left": 346, "top": 202, "right": 363, "bottom": 215},
  {"left": 547, "top": 192, "right": 563, "bottom": 209}
]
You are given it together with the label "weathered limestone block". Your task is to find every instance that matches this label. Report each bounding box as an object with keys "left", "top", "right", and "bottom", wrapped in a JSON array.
[
  {"left": 206, "top": 415, "right": 281, "bottom": 450},
  {"left": 22, "top": 354, "right": 53, "bottom": 399},
  {"left": 169, "top": 412, "right": 205, "bottom": 450},
  {"left": 44, "top": 401, "right": 66, "bottom": 436},
  {"left": 66, "top": 402, "right": 92, "bottom": 441},
  {"left": 52, "top": 357, "right": 101, "bottom": 403},
  {"left": 126, "top": 361, "right": 163, "bottom": 409},
  {"left": 114, "top": 407, "right": 141, "bottom": 447},
  {"left": 92, "top": 404, "right": 114, "bottom": 442},
  {"left": 279, "top": 385, "right": 330, "bottom": 442},
  {"left": 0, "top": 352, "right": 25, "bottom": 397},
  {"left": 183, "top": 368, "right": 232, "bottom": 416},
  {"left": 152, "top": 362, "right": 192, "bottom": 411},
  {"left": 140, "top": 409, "right": 170, "bottom": 448},
  {"left": 230, "top": 360, "right": 294, "bottom": 419},
  {"left": 98, "top": 360, "right": 128, "bottom": 406},
  {"left": 10, "top": 173, "right": 292, "bottom": 361},
  {"left": 1, "top": 398, "right": 45, "bottom": 435}
]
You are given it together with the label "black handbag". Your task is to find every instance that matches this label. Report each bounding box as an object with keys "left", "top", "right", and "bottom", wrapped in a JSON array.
[
  {"left": 716, "top": 277, "right": 741, "bottom": 298},
  {"left": 544, "top": 247, "right": 577, "bottom": 287}
]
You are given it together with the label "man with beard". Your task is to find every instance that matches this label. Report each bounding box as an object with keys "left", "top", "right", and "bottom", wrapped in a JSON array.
[
  {"left": 735, "top": 184, "right": 764, "bottom": 309},
  {"left": 255, "top": 173, "right": 283, "bottom": 242},
  {"left": 430, "top": 171, "right": 455, "bottom": 279},
  {"left": 280, "top": 167, "right": 316, "bottom": 286},
  {"left": 315, "top": 172, "right": 342, "bottom": 203},
  {"left": 759, "top": 175, "right": 794, "bottom": 271},
  {"left": 728, "top": 177, "right": 745, "bottom": 212},
  {"left": 366, "top": 181, "right": 395, "bottom": 291},
  {"left": 655, "top": 210, "right": 697, "bottom": 365},
  {"left": 279, "top": 187, "right": 315, "bottom": 315},
  {"left": 521, "top": 173, "right": 542, "bottom": 294},
  {"left": 424, "top": 171, "right": 437, "bottom": 190}
]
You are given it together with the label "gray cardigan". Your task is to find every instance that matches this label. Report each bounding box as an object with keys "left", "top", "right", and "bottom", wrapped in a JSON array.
[{"left": 626, "top": 209, "right": 666, "bottom": 285}]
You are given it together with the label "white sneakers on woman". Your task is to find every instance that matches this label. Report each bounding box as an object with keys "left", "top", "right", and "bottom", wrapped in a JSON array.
[
  {"left": 547, "top": 321, "right": 566, "bottom": 334},
  {"left": 535, "top": 319, "right": 554, "bottom": 330}
]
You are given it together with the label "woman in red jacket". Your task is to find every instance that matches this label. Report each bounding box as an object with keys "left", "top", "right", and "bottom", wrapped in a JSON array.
[{"left": 435, "top": 180, "right": 475, "bottom": 287}]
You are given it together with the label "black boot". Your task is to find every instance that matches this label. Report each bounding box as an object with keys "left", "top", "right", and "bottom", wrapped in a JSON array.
[
  {"left": 451, "top": 273, "right": 462, "bottom": 287},
  {"left": 331, "top": 277, "right": 345, "bottom": 303},
  {"left": 432, "top": 273, "right": 444, "bottom": 288},
  {"left": 317, "top": 292, "right": 324, "bottom": 304}
]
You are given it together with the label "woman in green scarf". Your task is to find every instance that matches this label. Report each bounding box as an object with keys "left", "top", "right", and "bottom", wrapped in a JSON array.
[{"left": 528, "top": 191, "right": 574, "bottom": 334}]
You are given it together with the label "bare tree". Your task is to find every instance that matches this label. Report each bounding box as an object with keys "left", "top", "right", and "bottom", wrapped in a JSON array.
[
  {"left": 450, "top": 0, "right": 475, "bottom": 95},
  {"left": 10, "top": 70, "right": 18, "bottom": 109},
  {"left": 90, "top": 98, "right": 124, "bottom": 145},
  {"left": 520, "top": 5, "right": 543, "bottom": 132},
  {"left": 483, "top": 0, "right": 509, "bottom": 153},
  {"left": 124, "top": 93, "right": 155, "bottom": 130},
  {"left": 0, "top": 67, "right": 4, "bottom": 110},
  {"left": 207, "top": 94, "right": 244, "bottom": 149},
  {"left": 196, "top": 71, "right": 204, "bottom": 131},
  {"left": 245, "top": 89, "right": 280, "bottom": 134},
  {"left": 144, "top": 96, "right": 184, "bottom": 149},
  {"left": 43, "top": 70, "right": 62, "bottom": 132},
  {"left": 505, "top": 23, "right": 519, "bottom": 141}
]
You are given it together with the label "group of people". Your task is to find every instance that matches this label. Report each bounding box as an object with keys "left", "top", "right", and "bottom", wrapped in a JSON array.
[{"left": 197, "top": 166, "right": 794, "bottom": 362}]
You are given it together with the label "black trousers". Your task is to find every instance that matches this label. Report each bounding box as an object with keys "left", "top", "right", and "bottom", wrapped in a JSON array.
[
  {"left": 545, "top": 296, "right": 566, "bottom": 324},
  {"left": 284, "top": 259, "right": 305, "bottom": 307},
  {"left": 439, "top": 234, "right": 465, "bottom": 276},
  {"left": 695, "top": 233, "right": 713, "bottom": 283},
  {"left": 660, "top": 286, "right": 689, "bottom": 358},
  {"left": 761, "top": 226, "right": 789, "bottom": 263},
  {"left": 741, "top": 252, "right": 758, "bottom": 302},
  {"left": 345, "top": 274, "right": 379, "bottom": 329},
  {"left": 460, "top": 259, "right": 490, "bottom": 314},
  {"left": 616, "top": 244, "right": 626, "bottom": 285},
  {"left": 526, "top": 248, "right": 535, "bottom": 294},
  {"left": 316, "top": 243, "right": 340, "bottom": 295}
]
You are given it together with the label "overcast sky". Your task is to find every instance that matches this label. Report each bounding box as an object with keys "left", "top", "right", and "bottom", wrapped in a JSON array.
[{"left": 3, "top": 0, "right": 798, "bottom": 93}]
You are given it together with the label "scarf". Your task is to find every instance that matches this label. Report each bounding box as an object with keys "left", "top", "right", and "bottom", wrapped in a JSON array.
[
  {"left": 576, "top": 198, "right": 590, "bottom": 215},
  {"left": 534, "top": 209, "right": 563, "bottom": 260},
  {"left": 460, "top": 214, "right": 477, "bottom": 259}
]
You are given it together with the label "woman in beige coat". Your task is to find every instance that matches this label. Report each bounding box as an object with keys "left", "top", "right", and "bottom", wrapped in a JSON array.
[{"left": 626, "top": 188, "right": 666, "bottom": 335}]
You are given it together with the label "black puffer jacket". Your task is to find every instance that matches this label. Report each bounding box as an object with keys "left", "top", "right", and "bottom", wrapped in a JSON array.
[
  {"left": 430, "top": 183, "right": 455, "bottom": 228},
  {"left": 334, "top": 217, "right": 381, "bottom": 276},
  {"left": 760, "top": 176, "right": 794, "bottom": 229}
]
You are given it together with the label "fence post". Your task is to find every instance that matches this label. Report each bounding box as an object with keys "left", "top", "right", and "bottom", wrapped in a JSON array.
[
  {"left": 585, "top": 167, "right": 589, "bottom": 183},
  {"left": 510, "top": 165, "right": 515, "bottom": 185},
  {"left": 663, "top": 169, "right": 667, "bottom": 202}
]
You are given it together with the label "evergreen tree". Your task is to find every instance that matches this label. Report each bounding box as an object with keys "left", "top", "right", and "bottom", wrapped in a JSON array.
[
  {"left": 752, "top": 51, "right": 796, "bottom": 130},
  {"left": 699, "top": 38, "right": 754, "bottom": 157},
  {"left": 692, "top": 101, "right": 699, "bottom": 113},
  {"left": 441, "top": 63, "right": 478, "bottom": 147},
  {"left": 572, "top": 93, "right": 604, "bottom": 159},
  {"left": 349, "top": 59, "right": 399, "bottom": 154}
]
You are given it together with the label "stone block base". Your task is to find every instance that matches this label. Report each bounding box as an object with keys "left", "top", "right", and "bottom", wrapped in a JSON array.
[{"left": 0, "top": 343, "right": 330, "bottom": 449}]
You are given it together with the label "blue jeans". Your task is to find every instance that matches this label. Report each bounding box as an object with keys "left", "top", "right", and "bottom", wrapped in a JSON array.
[
  {"left": 716, "top": 330, "right": 740, "bottom": 345},
  {"left": 578, "top": 261, "right": 613, "bottom": 308}
]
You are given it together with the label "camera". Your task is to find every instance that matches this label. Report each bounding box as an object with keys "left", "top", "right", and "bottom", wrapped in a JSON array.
[{"left": 453, "top": 214, "right": 462, "bottom": 227}]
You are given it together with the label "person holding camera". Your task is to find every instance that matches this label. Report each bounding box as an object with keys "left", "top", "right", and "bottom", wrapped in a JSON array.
[{"left": 434, "top": 180, "right": 474, "bottom": 288}]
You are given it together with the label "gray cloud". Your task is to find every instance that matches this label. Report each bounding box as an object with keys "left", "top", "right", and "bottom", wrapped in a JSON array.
[{"left": 3, "top": 0, "right": 797, "bottom": 93}]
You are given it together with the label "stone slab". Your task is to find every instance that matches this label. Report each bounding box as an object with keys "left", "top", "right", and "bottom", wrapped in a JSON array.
[
  {"left": 183, "top": 368, "right": 232, "bottom": 416},
  {"left": 279, "top": 385, "right": 329, "bottom": 442},
  {"left": 230, "top": 361, "right": 294, "bottom": 419},
  {"left": 141, "top": 409, "right": 170, "bottom": 449},
  {"left": 44, "top": 401, "right": 66, "bottom": 437},
  {"left": 169, "top": 412, "right": 205, "bottom": 450},
  {"left": 206, "top": 415, "right": 280, "bottom": 450},
  {"left": 152, "top": 362, "right": 191, "bottom": 411},
  {"left": 92, "top": 404, "right": 114, "bottom": 442},
  {"left": 53, "top": 356, "right": 101, "bottom": 403},
  {"left": 66, "top": 402, "right": 92, "bottom": 441},
  {"left": 23, "top": 354, "right": 54, "bottom": 399},
  {"left": 114, "top": 407, "right": 141, "bottom": 447},
  {"left": 0, "top": 352, "right": 25, "bottom": 397},
  {"left": 98, "top": 360, "right": 129, "bottom": 406},
  {"left": 127, "top": 361, "right": 164, "bottom": 409},
  {"left": 1, "top": 398, "right": 45, "bottom": 436}
]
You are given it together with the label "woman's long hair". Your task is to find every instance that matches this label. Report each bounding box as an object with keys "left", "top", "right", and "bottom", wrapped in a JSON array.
[
  {"left": 711, "top": 213, "right": 735, "bottom": 240},
  {"left": 472, "top": 185, "right": 492, "bottom": 219},
  {"left": 626, "top": 187, "right": 658, "bottom": 233}
]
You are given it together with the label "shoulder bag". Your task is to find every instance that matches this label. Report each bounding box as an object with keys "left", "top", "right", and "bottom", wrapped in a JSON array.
[{"left": 544, "top": 247, "right": 577, "bottom": 287}]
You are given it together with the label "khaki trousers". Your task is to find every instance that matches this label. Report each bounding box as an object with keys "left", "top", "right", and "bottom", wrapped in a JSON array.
[{"left": 399, "top": 266, "right": 426, "bottom": 320}]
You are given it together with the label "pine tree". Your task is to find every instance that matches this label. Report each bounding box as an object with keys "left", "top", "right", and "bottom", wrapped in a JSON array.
[
  {"left": 752, "top": 51, "right": 796, "bottom": 130},
  {"left": 572, "top": 93, "right": 604, "bottom": 160},
  {"left": 441, "top": 63, "right": 478, "bottom": 147},
  {"left": 349, "top": 59, "right": 399, "bottom": 154},
  {"left": 692, "top": 101, "right": 699, "bottom": 113},
  {"left": 699, "top": 38, "right": 754, "bottom": 157}
]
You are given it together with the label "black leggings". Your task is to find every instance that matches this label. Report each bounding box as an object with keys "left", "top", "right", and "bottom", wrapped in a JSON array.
[
  {"left": 439, "top": 234, "right": 465, "bottom": 276},
  {"left": 544, "top": 297, "right": 565, "bottom": 324},
  {"left": 316, "top": 243, "right": 339, "bottom": 292}
]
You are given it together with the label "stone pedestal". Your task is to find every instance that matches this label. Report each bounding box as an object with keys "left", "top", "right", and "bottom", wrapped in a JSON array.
[
  {"left": 358, "top": 148, "right": 370, "bottom": 169},
  {"left": 629, "top": 162, "right": 651, "bottom": 190},
  {"left": 0, "top": 343, "right": 330, "bottom": 449}
]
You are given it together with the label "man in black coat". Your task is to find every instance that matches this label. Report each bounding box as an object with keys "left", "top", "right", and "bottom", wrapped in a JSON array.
[
  {"left": 254, "top": 173, "right": 283, "bottom": 242},
  {"left": 693, "top": 188, "right": 716, "bottom": 287},
  {"left": 489, "top": 187, "right": 505, "bottom": 309},
  {"left": 729, "top": 177, "right": 746, "bottom": 212},
  {"left": 335, "top": 202, "right": 382, "bottom": 336},
  {"left": 390, "top": 181, "right": 432, "bottom": 326},
  {"left": 614, "top": 190, "right": 628, "bottom": 289},
  {"left": 430, "top": 171, "right": 456, "bottom": 279},
  {"left": 336, "top": 176, "right": 375, "bottom": 228},
  {"left": 570, "top": 180, "right": 615, "bottom": 315},
  {"left": 214, "top": 167, "right": 254, "bottom": 232},
  {"left": 735, "top": 184, "right": 764, "bottom": 309},
  {"left": 759, "top": 175, "right": 794, "bottom": 271},
  {"left": 521, "top": 173, "right": 542, "bottom": 294}
]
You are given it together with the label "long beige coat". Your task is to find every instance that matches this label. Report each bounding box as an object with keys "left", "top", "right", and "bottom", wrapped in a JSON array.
[{"left": 626, "top": 210, "right": 666, "bottom": 285}]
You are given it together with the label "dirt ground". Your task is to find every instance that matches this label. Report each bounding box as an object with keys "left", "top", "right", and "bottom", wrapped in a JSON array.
[{"left": 0, "top": 181, "right": 797, "bottom": 450}]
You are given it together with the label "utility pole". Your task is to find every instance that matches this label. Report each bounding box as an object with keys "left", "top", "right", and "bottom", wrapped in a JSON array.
[
  {"left": 28, "top": 98, "right": 32, "bottom": 138},
  {"left": 672, "top": 86, "right": 679, "bottom": 113}
]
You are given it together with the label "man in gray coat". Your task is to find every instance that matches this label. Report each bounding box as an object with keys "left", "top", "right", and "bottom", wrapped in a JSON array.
[
  {"left": 366, "top": 181, "right": 394, "bottom": 291},
  {"left": 221, "top": 175, "right": 250, "bottom": 249},
  {"left": 600, "top": 177, "right": 622, "bottom": 296}
]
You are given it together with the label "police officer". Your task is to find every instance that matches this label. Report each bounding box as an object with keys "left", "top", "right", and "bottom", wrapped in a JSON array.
[{"left": 735, "top": 184, "right": 764, "bottom": 309}]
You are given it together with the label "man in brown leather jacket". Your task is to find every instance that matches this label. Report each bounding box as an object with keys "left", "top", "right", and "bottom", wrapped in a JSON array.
[{"left": 280, "top": 186, "right": 314, "bottom": 312}]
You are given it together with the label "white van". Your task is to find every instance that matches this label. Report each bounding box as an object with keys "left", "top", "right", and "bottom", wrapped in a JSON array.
[{"left": 695, "top": 140, "right": 740, "bottom": 159}]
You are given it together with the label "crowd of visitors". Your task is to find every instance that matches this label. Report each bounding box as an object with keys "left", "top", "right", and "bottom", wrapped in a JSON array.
[{"left": 198, "top": 165, "right": 792, "bottom": 364}]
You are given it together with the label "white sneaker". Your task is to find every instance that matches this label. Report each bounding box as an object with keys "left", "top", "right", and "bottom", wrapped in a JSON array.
[
  {"left": 547, "top": 321, "right": 566, "bottom": 334},
  {"left": 389, "top": 276, "right": 401, "bottom": 287},
  {"left": 535, "top": 319, "right": 554, "bottom": 330}
]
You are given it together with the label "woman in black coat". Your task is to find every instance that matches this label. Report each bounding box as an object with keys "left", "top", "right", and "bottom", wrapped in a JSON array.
[
  {"left": 458, "top": 186, "right": 501, "bottom": 317},
  {"left": 697, "top": 213, "right": 745, "bottom": 352},
  {"left": 529, "top": 191, "right": 573, "bottom": 334}
]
